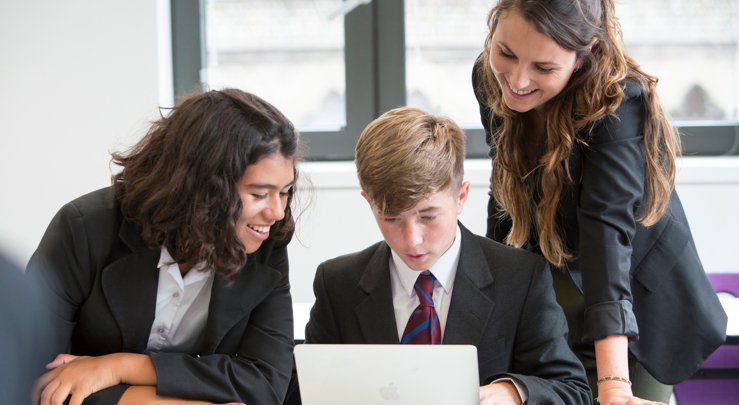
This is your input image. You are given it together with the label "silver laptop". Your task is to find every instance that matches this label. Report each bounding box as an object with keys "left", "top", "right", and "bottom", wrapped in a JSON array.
[{"left": 295, "top": 344, "right": 480, "bottom": 405}]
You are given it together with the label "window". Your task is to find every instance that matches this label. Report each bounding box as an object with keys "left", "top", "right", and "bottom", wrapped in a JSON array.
[{"left": 173, "top": 0, "right": 739, "bottom": 159}]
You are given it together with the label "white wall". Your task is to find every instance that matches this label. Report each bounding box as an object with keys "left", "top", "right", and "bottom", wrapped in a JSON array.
[
  {"left": 0, "top": 0, "right": 171, "bottom": 266},
  {"left": 1, "top": 1, "right": 737, "bottom": 307},
  {"left": 289, "top": 158, "right": 739, "bottom": 303}
]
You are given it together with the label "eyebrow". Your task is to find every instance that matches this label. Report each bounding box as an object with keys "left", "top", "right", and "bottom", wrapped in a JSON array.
[
  {"left": 498, "top": 42, "right": 562, "bottom": 67},
  {"left": 245, "top": 181, "right": 295, "bottom": 190},
  {"left": 417, "top": 206, "right": 441, "bottom": 214}
]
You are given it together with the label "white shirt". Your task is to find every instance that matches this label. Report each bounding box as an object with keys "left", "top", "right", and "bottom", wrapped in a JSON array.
[
  {"left": 146, "top": 247, "right": 215, "bottom": 353},
  {"left": 390, "top": 226, "right": 461, "bottom": 340},
  {"left": 388, "top": 225, "right": 528, "bottom": 402}
]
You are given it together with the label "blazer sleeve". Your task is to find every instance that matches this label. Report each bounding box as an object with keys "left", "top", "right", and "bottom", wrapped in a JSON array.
[
  {"left": 471, "top": 54, "right": 513, "bottom": 243},
  {"left": 578, "top": 84, "right": 645, "bottom": 342},
  {"left": 488, "top": 261, "right": 591, "bottom": 404},
  {"left": 151, "top": 243, "right": 294, "bottom": 404},
  {"left": 25, "top": 201, "right": 92, "bottom": 356},
  {"left": 303, "top": 264, "right": 342, "bottom": 344},
  {"left": 25, "top": 199, "right": 138, "bottom": 404}
]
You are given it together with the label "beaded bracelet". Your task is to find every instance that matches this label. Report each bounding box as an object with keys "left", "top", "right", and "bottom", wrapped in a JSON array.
[{"left": 596, "top": 376, "right": 632, "bottom": 385}]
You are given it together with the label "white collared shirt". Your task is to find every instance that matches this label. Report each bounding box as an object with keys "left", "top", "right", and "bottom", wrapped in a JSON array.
[
  {"left": 388, "top": 225, "right": 528, "bottom": 402},
  {"left": 389, "top": 226, "right": 461, "bottom": 340},
  {"left": 146, "top": 247, "right": 215, "bottom": 353}
]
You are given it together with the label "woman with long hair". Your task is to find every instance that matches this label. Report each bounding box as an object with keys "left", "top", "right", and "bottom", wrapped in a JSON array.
[
  {"left": 473, "top": 1, "right": 726, "bottom": 403},
  {"left": 27, "top": 88, "right": 300, "bottom": 405}
]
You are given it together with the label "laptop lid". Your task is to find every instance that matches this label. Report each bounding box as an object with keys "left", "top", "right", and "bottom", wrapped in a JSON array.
[{"left": 295, "top": 344, "right": 480, "bottom": 405}]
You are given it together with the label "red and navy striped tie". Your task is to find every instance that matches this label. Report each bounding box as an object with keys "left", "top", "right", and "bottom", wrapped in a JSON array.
[{"left": 401, "top": 273, "right": 441, "bottom": 344}]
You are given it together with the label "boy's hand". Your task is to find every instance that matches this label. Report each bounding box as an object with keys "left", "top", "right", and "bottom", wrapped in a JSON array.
[{"left": 479, "top": 381, "right": 522, "bottom": 405}]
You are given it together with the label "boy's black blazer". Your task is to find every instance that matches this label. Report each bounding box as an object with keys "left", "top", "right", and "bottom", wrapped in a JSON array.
[{"left": 293, "top": 224, "right": 591, "bottom": 405}]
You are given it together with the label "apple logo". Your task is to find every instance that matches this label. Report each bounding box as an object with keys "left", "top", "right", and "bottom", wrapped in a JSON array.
[{"left": 379, "top": 382, "right": 400, "bottom": 400}]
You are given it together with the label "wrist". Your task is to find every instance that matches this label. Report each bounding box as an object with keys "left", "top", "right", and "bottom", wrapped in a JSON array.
[{"left": 597, "top": 375, "right": 631, "bottom": 386}]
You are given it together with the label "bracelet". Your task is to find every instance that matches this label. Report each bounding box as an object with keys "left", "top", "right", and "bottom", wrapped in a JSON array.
[{"left": 597, "top": 376, "right": 631, "bottom": 385}]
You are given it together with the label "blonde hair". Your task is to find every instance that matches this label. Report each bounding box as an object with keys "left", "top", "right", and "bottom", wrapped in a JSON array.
[
  {"left": 477, "top": 0, "right": 681, "bottom": 267},
  {"left": 355, "top": 107, "right": 465, "bottom": 215}
]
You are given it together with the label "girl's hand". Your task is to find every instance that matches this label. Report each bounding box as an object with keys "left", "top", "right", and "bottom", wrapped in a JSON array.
[{"left": 33, "top": 353, "right": 123, "bottom": 405}]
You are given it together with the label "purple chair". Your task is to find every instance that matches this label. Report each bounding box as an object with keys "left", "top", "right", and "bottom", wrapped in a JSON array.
[{"left": 672, "top": 273, "right": 739, "bottom": 405}]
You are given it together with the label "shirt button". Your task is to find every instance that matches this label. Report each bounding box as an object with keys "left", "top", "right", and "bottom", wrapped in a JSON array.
[
  {"left": 173, "top": 292, "right": 180, "bottom": 298},
  {"left": 158, "top": 327, "right": 165, "bottom": 333}
]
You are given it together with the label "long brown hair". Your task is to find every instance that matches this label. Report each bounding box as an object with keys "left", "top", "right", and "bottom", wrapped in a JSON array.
[
  {"left": 477, "top": 0, "right": 680, "bottom": 267},
  {"left": 111, "top": 89, "right": 300, "bottom": 279}
]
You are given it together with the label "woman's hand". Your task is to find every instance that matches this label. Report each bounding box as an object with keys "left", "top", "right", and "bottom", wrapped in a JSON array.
[
  {"left": 479, "top": 381, "right": 522, "bottom": 405},
  {"left": 33, "top": 353, "right": 122, "bottom": 405},
  {"left": 33, "top": 352, "right": 156, "bottom": 405}
]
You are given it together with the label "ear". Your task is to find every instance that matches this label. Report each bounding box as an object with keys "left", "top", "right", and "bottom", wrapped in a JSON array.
[
  {"left": 360, "top": 190, "right": 371, "bottom": 204},
  {"left": 575, "top": 37, "right": 599, "bottom": 71},
  {"left": 455, "top": 181, "right": 470, "bottom": 214},
  {"left": 587, "top": 37, "right": 598, "bottom": 53}
]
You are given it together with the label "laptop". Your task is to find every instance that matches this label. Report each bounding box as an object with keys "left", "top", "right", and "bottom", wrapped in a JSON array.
[{"left": 294, "top": 344, "right": 480, "bottom": 405}]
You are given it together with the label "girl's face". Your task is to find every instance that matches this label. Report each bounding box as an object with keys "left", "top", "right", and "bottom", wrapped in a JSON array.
[
  {"left": 489, "top": 9, "right": 579, "bottom": 114},
  {"left": 235, "top": 153, "right": 295, "bottom": 253}
]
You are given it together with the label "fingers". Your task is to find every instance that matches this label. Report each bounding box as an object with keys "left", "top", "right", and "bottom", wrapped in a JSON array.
[
  {"left": 33, "top": 368, "right": 61, "bottom": 404},
  {"left": 46, "top": 353, "right": 78, "bottom": 370}
]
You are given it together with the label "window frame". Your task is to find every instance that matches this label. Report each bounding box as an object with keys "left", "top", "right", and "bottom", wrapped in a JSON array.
[{"left": 171, "top": 0, "right": 739, "bottom": 160}]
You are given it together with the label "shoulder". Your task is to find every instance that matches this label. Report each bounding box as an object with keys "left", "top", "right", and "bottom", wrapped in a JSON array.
[
  {"left": 586, "top": 79, "right": 647, "bottom": 144},
  {"left": 58, "top": 187, "right": 120, "bottom": 225},
  {"left": 317, "top": 242, "right": 386, "bottom": 279},
  {"left": 462, "top": 226, "right": 549, "bottom": 278}
]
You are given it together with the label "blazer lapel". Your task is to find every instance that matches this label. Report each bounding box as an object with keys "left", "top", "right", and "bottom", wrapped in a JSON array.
[
  {"left": 101, "top": 220, "right": 159, "bottom": 353},
  {"left": 202, "top": 259, "right": 282, "bottom": 352},
  {"left": 443, "top": 225, "right": 496, "bottom": 345},
  {"left": 355, "top": 243, "right": 401, "bottom": 344}
]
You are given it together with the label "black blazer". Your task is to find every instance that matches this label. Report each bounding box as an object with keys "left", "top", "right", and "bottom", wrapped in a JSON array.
[
  {"left": 472, "top": 59, "right": 727, "bottom": 384},
  {"left": 287, "top": 224, "right": 591, "bottom": 405},
  {"left": 25, "top": 187, "right": 294, "bottom": 404}
]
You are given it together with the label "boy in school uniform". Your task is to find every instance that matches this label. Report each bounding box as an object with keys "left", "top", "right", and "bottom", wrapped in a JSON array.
[{"left": 286, "top": 107, "right": 590, "bottom": 405}]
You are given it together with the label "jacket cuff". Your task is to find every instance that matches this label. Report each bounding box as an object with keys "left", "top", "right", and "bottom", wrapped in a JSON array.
[
  {"left": 82, "top": 384, "right": 130, "bottom": 404},
  {"left": 582, "top": 300, "right": 639, "bottom": 342}
]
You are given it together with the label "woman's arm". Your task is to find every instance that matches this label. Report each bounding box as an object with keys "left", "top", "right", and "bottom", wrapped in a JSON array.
[
  {"left": 119, "top": 387, "right": 244, "bottom": 405},
  {"left": 150, "top": 261, "right": 294, "bottom": 405},
  {"left": 34, "top": 353, "right": 156, "bottom": 405}
]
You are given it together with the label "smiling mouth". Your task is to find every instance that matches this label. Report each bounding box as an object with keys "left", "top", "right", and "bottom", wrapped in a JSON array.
[
  {"left": 247, "top": 224, "right": 271, "bottom": 234},
  {"left": 508, "top": 83, "right": 535, "bottom": 96}
]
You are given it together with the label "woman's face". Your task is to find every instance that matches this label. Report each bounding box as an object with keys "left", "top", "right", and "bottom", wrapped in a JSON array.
[
  {"left": 236, "top": 153, "right": 295, "bottom": 253},
  {"left": 489, "top": 9, "right": 579, "bottom": 114}
]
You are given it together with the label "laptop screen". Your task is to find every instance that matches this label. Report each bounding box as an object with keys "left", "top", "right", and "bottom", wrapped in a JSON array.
[{"left": 295, "top": 344, "right": 480, "bottom": 405}]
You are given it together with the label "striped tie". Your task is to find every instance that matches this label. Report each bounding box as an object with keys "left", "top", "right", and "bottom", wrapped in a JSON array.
[{"left": 401, "top": 273, "right": 441, "bottom": 344}]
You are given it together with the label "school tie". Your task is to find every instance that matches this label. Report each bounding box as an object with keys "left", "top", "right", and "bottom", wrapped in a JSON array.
[{"left": 401, "top": 273, "right": 441, "bottom": 344}]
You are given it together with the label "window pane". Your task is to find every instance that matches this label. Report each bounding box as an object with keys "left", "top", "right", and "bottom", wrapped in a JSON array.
[
  {"left": 619, "top": 0, "right": 739, "bottom": 121},
  {"left": 204, "top": 0, "right": 346, "bottom": 131},
  {"left": 406, "top": 0, "right": 739, "bottom": 126},
  {"left": 404, "top": 0, "right": 491, "bottom": 128}
]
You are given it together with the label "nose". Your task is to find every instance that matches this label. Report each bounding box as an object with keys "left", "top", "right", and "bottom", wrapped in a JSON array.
[
  {"left": 403, "top": 222, "right": 423, "bottom": 248},
  {"left": 266, "top": 195, "right": 286, "bottom": 222},
  {"left": 508, "top": 64, "right": 530, "bottom": 90}
]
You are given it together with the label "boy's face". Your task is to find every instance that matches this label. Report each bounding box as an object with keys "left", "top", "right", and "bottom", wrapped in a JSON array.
[{"left": 364, "top": 182, "right": 470, "bottom": 271}]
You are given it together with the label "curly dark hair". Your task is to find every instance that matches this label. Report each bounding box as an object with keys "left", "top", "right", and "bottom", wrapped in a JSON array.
[{"left": 111, "top": 88, "right": 300, "bottom": 279}]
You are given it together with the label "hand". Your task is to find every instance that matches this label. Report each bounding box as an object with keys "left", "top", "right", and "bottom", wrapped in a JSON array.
[
  {"left": 33, "top": 353, "right": 123, "bottom": 405},
  {"left": 479, "top": 381, "right": 522, "bottom": 405},
  {"left": 596, "top": 381, "right": 665, "bottom": 405}
]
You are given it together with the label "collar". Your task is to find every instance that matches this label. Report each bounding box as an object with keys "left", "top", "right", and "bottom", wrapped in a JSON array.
[
  {"left": 158, "top": 246, "right": 212, "bottom": 287},
  {"left": 390, "top": 225, "right": 461, "bottom": 298}
]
